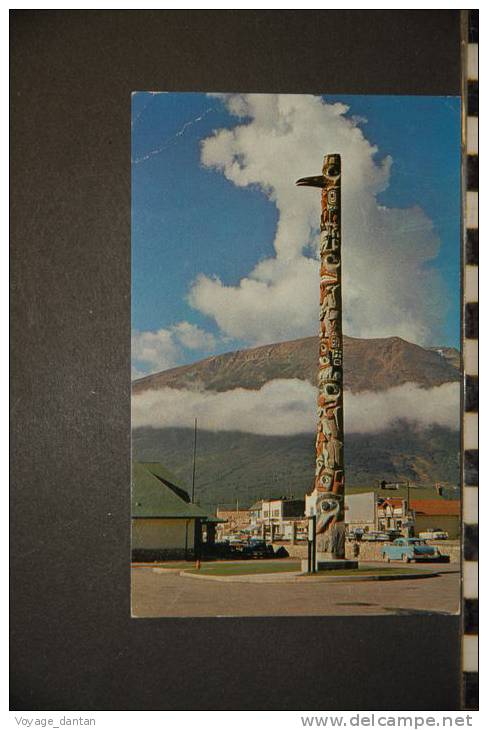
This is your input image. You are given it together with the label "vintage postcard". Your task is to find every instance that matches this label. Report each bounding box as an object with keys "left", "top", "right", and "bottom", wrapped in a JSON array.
[{"left": 131, "top": 92, "right": 461, "bottom": 618}]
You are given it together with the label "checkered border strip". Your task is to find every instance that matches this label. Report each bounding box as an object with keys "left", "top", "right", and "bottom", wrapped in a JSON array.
[{"left": 462, "top": 8, "right": 478, "bottom": 711}]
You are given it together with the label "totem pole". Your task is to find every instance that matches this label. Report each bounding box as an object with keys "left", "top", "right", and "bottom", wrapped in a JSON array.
[{"left": 296, "top": 154, "right": 345, "bottom": 561}]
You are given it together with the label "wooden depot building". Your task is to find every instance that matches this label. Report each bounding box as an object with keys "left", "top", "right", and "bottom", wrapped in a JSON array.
[{"left": 131, "top": 461, "right": 211, "bottom": 561}]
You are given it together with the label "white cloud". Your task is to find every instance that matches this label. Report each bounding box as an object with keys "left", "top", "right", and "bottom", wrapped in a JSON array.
[
  {"left": 131, "top": 380, "right": 459, "bottom": 435},
  {"left": 132, "top": 323, "right": 216, "bottom": 378},
  {"left": 132, "top": 329, "right": 179, "bottom": 374},
  {"left": 171, "top": 321, "right": 216, "bottom": 350},
  {"left": 132, "top": 379, "right": 313, "bottom": 434},
  {"left": 188, "top": 93, "right": 446, "bottom": 346},
  {"left": 345, "top": 382, "right": 459, "bottom": 434}
]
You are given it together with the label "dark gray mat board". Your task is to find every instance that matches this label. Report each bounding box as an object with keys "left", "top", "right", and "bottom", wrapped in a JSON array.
[{"left": 10, "top": 10, "right": 462, "bottom": 710}]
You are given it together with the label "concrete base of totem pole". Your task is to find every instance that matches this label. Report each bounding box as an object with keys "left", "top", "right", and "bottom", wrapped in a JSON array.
[{"left": 301, "top": 557, "right": 358, "bottom": 573}]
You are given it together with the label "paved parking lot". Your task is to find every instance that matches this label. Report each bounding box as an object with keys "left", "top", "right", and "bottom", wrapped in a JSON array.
[{"left": 131, "top": 562, "right": 460, "bottom": 617}]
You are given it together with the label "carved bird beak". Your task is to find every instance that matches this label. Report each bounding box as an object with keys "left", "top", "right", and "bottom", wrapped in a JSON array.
[{"left": 295, "top": 175, "right": 326, "bottom": 188}]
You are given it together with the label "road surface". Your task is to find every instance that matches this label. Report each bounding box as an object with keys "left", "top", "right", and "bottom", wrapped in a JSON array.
[{"left": 131, "top": 562, "right": 460, "bottom": 617}]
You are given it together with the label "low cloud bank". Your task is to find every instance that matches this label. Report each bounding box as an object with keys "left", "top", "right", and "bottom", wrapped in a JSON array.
[{"left": 132, "top": 380, "right": 459, "bottom": 435}]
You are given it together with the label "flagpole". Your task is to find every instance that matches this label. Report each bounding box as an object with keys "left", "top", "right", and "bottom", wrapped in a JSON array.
[{"left": 191, "top": 417, "right": 197, "bottom": 503}]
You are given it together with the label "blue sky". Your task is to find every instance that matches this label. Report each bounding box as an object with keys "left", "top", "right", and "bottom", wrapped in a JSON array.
[{"left": 132, "top": 93, "right": 461, "bottom": 377}]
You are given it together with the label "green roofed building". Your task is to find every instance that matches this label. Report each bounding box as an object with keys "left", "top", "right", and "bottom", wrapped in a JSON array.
[{"left": 132, "top": 461, "right": 211, "bottom": 561}]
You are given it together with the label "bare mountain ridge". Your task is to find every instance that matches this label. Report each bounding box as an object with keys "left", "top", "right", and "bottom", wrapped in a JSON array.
[
  {"left": 132, "top": 334, "right": 460, "bottom": 395},
  {"left": 427, "top": 346, "right": 461, "bottom": 370}
]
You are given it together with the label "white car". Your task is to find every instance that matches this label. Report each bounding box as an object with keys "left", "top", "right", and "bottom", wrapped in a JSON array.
[
  {"left": 418, "top": 528, "right": 449, "bottom": 540},
  {"left": 361, "top": 531, "right": 390, "bottom": 542}
]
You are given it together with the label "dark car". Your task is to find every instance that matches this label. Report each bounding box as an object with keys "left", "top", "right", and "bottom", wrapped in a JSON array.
[
  {"left": 346, "top": 528, "right": 364, "bottom": 541},
  {"left": 243, "top": 538, "right": 273, "bottom": 559},
  {"left": 385, "top": 529, "right": 403, "bottom": 541}
]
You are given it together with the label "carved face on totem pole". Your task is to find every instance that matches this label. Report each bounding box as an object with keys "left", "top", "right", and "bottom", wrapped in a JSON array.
[
  {"left": 316, "top": 491, "right": 342, "bottom": 532},
  {"left": 315, "top": 490, "right": 346, "bottom": 555}
]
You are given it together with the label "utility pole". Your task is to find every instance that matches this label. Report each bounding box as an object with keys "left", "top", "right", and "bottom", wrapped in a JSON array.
[
  {"left": 297, "top": 154, "right": 350, "bottom": 565},
  {"left": 191, "top": 417, "right": 197, "bottom": 503}
]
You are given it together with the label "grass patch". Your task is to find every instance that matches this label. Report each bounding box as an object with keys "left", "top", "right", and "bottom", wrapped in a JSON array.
[
  {"left": 184, "top": 563, "right": 434, "bottom": 578},
  {"left": 133, "top": 561, "right": 197, "bottom": 569},
  {"left": 301, "top": 567, "right": 432, "bottom": 578},
  {"left": 185, "top": 561, "right": 301, "bottom": 576},
  {"left": 136, "top": 561, "right": 434, "bottom": 580}
]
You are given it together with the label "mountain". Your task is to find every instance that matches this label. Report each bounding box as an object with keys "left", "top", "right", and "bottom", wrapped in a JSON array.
[
  {"left": 427, "top": 346, "right": 461, "bottom": 370},
  {"left": 132, "top": 335, "right": 461, "bottom": 512},
  {"left": 132, "top": 425, "right": 460, "bottom": 514},
  {"left": 132, "top": 334, "right": 459, "bottom": 395}
]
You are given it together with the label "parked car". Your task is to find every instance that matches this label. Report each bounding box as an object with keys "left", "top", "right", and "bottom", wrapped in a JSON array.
[
  {"left": 346, "top": 528, "right": 364, "bottom": 541},
  {"left": 227, "top": 535, "right": 247, "bottom": 547},
  {"left": 223, "top": 536, "right": 248, "bottom": 557},
  {"left": 418, "top": 528, "right": 449, "bottom": 540},
  {"left": 242, "top": 538, "right": 274, "bottom": 559},
  {"left": 382, "top": 537, "right": 450, "bottom": 563},
  {"left": 361, "top": 531, "right": 390, "bottom": 542},
  {"left": 385, "top": 529, "right": 403, "bottom": 541}
]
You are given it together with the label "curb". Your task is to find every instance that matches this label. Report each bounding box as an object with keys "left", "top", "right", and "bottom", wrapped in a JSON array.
[{"left": 177, "top": 569, "right": 439, "bottom": 584}]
